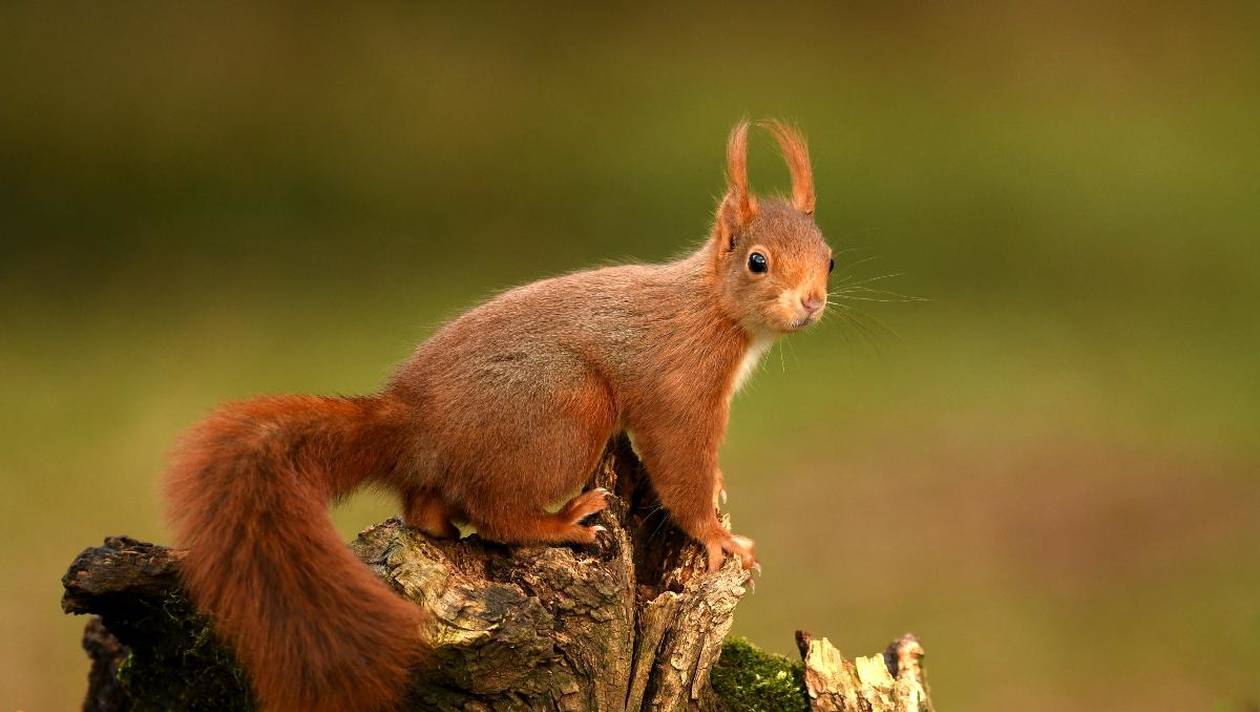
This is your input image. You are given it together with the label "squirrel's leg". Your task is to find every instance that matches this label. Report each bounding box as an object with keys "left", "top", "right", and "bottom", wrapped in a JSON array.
[
  {"left": 403, "top": 488, "right": 460, "bottom": 539},
  {"left": 633, "top": 426, "right": 756, "bottom": 572},
  {"left": 474, "top": 487, "right": 611, "bottom": 545}
]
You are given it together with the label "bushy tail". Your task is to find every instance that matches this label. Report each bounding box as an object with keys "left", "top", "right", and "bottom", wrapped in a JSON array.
[{"left": 164, "top": 394, "right": 426, "bottom": 712}]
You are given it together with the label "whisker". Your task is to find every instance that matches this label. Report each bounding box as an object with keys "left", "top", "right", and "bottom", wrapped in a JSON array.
[
  {"left": 823, "top": 242, "right": 924, "bottom": 355},
  {"left": 833, "top": 272, "right": 906, "bottom": 289},
  {"left": 833, "top": 303, "right": 903, "bottom": 342},
  {"left": 833, "top": 286, "right": 929, "bottom": 302},
  {"left": 645, "top": 504, "right": 672, "bottom": 540},
  {"left": 829, "top": 293, "right": 923, "bottom": 304},
  {"left": 830, "top": 255, "right": 883, "bottom": 284},
  {"left": 832, "top": 246, "right": 874, "bottom": 259},
  {"left": 822, "top": 309, "right": 859, "bottom": 350},
  {"left": 833, "top": 310, "right": 881, "bottom": 354}
]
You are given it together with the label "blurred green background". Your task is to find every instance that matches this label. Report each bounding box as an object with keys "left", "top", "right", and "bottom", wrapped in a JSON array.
[{"left": 2, "top": 3, "right": 1258, "bottom": 710}]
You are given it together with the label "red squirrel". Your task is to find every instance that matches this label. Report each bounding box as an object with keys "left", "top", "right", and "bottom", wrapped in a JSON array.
[{"left": 165, "top": 119, "right": 831, "bottom": 711}]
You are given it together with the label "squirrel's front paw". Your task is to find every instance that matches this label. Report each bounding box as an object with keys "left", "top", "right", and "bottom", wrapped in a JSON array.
[{"left": 705, "top": 532, "right": 757, "bottom": 572}]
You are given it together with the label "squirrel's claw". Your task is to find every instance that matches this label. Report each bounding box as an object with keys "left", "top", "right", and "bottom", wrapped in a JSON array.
[
  {"left": 725, "top": 534, "right": 757, "bottom": 569},
  {"left": 706, "top": 532, "right": 757, "bottom": 573},
  {"left": 712, "top": 471, "right": 728, "bottom": 511}
]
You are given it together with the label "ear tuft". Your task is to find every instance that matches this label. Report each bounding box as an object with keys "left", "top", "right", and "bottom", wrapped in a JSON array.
[
  {"left": 715, "top": 120, "right": 758, "bottom": 251},
  {"left": 726, "top": 120, "right": 758, "bottom": 225},
  {"left": 758, "top": 119, "right": 815, "bottom": 215}
]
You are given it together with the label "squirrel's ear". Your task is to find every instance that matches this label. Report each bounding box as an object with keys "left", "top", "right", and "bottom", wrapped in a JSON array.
[
  {"left": 714, "top": 119, "right": 758, "bottom": 251},
  {"left": 759, "top": 119, "right": 815, "bottom": 215}
]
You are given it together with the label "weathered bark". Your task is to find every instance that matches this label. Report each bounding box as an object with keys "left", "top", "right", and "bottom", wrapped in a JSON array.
[{"left": 61, "top": 435, "right": 934, "bottom": 711}]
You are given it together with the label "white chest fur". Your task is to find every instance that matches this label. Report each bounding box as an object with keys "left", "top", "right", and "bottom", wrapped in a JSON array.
[{"left": 731, "top": 333, "right": 776, "bottom": 394}]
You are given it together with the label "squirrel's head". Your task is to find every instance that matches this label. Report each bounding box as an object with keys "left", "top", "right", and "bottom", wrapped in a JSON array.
[{"left": 709, "top": 120, "right": 832, "bottom": 336}]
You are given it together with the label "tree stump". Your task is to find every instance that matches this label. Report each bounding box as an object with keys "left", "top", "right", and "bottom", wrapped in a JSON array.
[{"left": 61, "top": 435, "right": 934, "bottom": 711}]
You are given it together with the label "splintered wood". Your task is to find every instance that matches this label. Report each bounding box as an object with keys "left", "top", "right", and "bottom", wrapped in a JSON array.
[{"left": 796, "top": 631, "right": 933, "bottom": 712}]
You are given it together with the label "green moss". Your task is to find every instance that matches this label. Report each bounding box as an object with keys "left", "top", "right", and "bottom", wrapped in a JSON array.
[
  {"left": 109, "top": 593, "right": 254, "bottom": 711},
  {"left": 711, "top": 637, "right": 809, "bottom": 712}
]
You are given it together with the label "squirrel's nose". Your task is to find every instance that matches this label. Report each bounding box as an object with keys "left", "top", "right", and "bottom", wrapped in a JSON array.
[{"left": 801, "top": 295, "right": 825, "bottom": 313}]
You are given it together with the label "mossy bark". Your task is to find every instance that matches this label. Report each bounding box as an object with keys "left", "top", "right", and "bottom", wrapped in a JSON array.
[{"left": 61, "top": 436, "right": 933, "bottom": 711}]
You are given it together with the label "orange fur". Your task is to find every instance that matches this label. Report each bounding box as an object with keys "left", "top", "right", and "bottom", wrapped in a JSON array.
[
  {"left": 165, "top": 395, "right": 425, "bottom": 712},
  {"left": 715, "top": 120, "right": 759, "bottom": 253},
  {"left": 164, "top": 119, "right": 832, "bottom": 710},
  {"left": 760, "top": 119, "right": 815, "bottom": 214}
]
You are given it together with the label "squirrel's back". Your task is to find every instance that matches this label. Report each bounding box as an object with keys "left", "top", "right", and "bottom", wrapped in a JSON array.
[{"left": 391, "top": 252, "right": 731, "bottom": 402}]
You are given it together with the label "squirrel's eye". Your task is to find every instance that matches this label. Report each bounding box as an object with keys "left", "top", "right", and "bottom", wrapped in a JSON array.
[
  {"left": 829, "top": 258, "right": 835, "bottom": 273},
  {"left": 748, "top": 252, "right": 768, "bottom": 274}
]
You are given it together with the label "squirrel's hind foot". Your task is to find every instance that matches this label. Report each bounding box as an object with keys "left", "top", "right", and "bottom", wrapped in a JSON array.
[
  {"left": 471, "top": 488, "right": 611, "bottom": 546},
  {"left": 559, "top": 487, "right": 611, "bottom": 524},
  {"left": 404, "top": 489, "right": 461, "bottom": 539}
]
